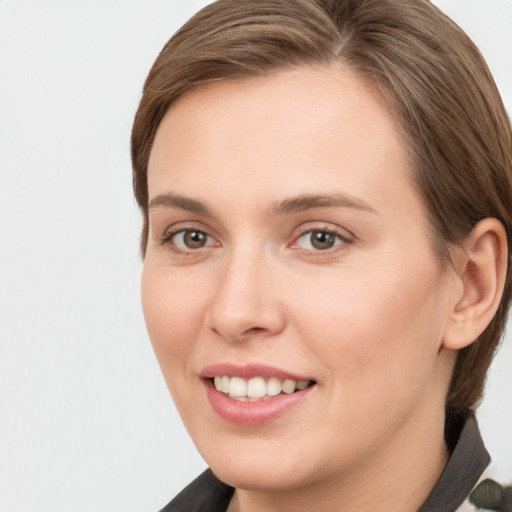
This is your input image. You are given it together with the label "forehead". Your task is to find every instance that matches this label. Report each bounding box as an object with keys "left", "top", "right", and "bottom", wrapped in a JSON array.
[{"left": 147, "top": 65, "right": 421, "bottom": 225}]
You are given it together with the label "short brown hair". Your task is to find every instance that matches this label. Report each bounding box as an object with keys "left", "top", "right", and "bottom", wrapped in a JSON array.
[{"left": 131, "top": 0, "right": 512, "bottom": 412}]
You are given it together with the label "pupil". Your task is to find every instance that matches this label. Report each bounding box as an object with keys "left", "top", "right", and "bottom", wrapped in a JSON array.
[
  {"left": 184, "top": 231, "right": 206, "bottom": 248},
  {"left": 311, "top": 231, "right": 335, "bottom": 250}
]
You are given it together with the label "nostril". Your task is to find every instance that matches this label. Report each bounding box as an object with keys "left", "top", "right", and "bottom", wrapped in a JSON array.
[{"left": 242, "top": 326, "right": 267, "bottom": 336}]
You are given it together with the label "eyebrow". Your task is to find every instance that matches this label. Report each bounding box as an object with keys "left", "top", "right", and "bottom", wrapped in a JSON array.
[
  {"left": 270, "top": 193, "right": 377, "bottom": 216},
  {"left": 148, "top": 192, "right": 377, "bottom": 217},
  {"left": 148, "top": 193, "right": 212, "bottom": 215}
]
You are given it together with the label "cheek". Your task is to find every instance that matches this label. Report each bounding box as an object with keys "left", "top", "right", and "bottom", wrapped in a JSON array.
[
  {"left": 140, "top": 266, "right": 208, "bottom": 376},
  {"left": 291, "top": 260, "right": 447, "bottom": 387}
]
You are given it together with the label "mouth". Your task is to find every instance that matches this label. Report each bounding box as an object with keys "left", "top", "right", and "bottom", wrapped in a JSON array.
[
  {"left": 211, "top": 375, "right": 315, "bottom": 402},
  {"left": 201, "top": 364, "right": 317, "bottom": 425}
]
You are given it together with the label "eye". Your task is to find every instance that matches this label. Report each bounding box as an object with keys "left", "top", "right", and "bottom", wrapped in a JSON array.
[
  {"left": 167, "top": 229, "right": 216, "bottom": 250},
  {"left": 294, "top": 229, "right": 347, "bottom": 251}
]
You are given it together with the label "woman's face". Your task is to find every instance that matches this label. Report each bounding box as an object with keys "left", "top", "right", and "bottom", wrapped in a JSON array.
[{"left": 142, "top": 66, "right": 458, "bottom": 491}]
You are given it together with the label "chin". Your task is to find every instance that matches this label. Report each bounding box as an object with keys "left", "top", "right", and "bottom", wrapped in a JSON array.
[
  {"left": 197, "top": 437, "right": 329, "bottom": 493},
  {"left": 210, "top": 461, "right": 311, "bottom": 492}
]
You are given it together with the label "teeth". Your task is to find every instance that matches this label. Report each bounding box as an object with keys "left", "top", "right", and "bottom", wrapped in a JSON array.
[
  {"left": 229, "top": 377, "right": 246, "bottom": 397},
  {"left": 282, "top": 379, "right": 296, "bottom": 394},
  {"left": 296, "top": 380, "right": 309, "bottom": 391},
  {"left": 213, "top": 375, "right": 312, "bottom": 400},
  {"left": 266, "top": 377, "right": 282, "bottom": 397},
  {"left": 247, "top": 377, "right": 266, "bottom": 398}
]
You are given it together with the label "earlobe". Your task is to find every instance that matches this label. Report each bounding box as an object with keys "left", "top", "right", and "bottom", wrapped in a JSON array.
[{"left": 443, "top": 218, "right": 508, "bottom": 350}]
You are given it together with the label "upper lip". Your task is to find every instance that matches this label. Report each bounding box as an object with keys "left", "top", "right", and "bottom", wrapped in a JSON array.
[{"left": 200, "top": 363, "right": 314, "bottom": 382}]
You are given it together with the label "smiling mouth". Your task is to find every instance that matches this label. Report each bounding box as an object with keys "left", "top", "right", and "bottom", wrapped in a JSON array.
[{"left": 212, "top": 376, "right": 316, "bottom": 402}]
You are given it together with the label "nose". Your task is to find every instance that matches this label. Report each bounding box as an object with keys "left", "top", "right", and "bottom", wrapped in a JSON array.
[{"left": 206, "top": 249, "right": 286, "bottom": 343}]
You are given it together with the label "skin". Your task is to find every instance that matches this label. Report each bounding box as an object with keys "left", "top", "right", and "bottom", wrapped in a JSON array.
[{"left": 141, "top": 65, "right": 473, "bottom": 511}]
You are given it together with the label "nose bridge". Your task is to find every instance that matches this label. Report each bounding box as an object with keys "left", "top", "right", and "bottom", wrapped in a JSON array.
[{"left": 207, "top": 240, "right": 285, "bottom": 341}]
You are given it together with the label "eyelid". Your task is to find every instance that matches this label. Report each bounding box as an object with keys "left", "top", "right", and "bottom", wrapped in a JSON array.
[
  {"left": 158, "top": 222, "right": 221, "bottom": 252},
  {"left": 289, "top": 223, "right": 355, "bottom": 251}
]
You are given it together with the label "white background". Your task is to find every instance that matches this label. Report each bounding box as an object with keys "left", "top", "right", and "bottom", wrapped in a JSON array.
[{"left": 0, "top": 1, "right": 511, "bottom": 511}]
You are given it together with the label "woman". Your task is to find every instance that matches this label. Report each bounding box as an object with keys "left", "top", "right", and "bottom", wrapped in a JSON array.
[{"left": 131, "top": 0, "right": 512, "bottom": 510}]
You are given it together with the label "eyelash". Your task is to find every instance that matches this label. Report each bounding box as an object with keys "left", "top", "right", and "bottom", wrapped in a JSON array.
[
  {"left": 158, "top": 225, "right": 354, "bottom": 254},
  {"left": 158, "top": 226, "right": 216, "bottom": 253},
  {"left": 291, "top": 226, "right": 354, "bottom": 252}
]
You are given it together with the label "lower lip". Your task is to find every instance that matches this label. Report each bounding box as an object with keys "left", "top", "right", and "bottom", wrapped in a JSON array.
[{"left": 204, "top": 380, "right": 314, "bottom": 425}]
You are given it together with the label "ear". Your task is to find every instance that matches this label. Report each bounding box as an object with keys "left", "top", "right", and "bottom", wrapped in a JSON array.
[{"left": 443, "top": 218, "right": 508, "bottom": 350}]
